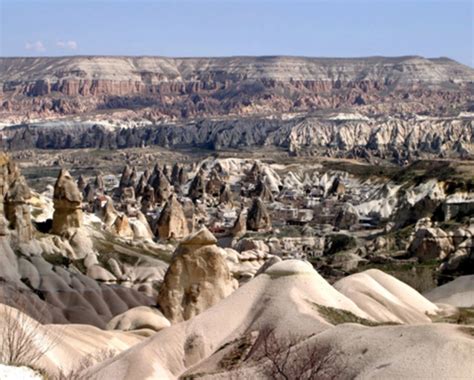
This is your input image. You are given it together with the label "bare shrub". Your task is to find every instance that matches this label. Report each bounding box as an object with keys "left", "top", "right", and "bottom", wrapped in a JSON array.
[
  {"left": 0, "top": 295, "right": 61, "bottom": 367},
  {"left": 55, "top": 348, "right": 117, "bottom": 380},
  {"left": 256, "top": 328, "right": 345, "bottom": 380}
]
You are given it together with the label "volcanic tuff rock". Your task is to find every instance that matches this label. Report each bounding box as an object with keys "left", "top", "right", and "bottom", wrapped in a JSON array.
[
  {"left": 409, "top": 227, "right": 454, "bottom": 262},
  {"left": 3, "top": 114, "right": 473, "bottom": 163},
  {"left": 4, "top": 175, "right": 34, "bottom": 242},
  {"left": 247, "top": 197, "right": 272, "bottom": 231},
  {"left": 106, "top": 306, "right": 171, "bottom": 332},
  {"left": 230, "top": 209, "right": 247, "bottom": 238},
  {"left": 155, "top": 194, "right": 189, "bottom": 240},
  {"left": 335, "top": 203, "right": 359, "bottom": 230},
  {"left": 0, "top": 153, "right": 29, "bottom": 238},
  {"left": 1, "top": 56, "right": 473, "bottom": 122},
  {"left": 157, "top": 227, "right": 237, "bottom": 323},
  {"left": 52, "top": 169, "right": 83, "bottom": 235}
]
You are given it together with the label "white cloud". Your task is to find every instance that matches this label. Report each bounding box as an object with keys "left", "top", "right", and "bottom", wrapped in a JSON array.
[
  {"left": 25, "top": 41, "right": 46, "bottom": 52},
  {"left": 56, "top": 40, "right": 78, "bottom": 50}
]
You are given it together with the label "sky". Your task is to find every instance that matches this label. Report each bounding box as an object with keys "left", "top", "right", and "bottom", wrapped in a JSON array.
[{"left": 1, "top": 0, "right": 473, "bottom": 66}]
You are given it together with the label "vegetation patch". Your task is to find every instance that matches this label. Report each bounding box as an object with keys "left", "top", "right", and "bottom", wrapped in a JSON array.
[
  {"left": 324, "top": 234, "right": 357, "bottom": 256},
  {"left": 459, "top": 327, "right": 474, "bottom": 337},
  {"left": 430, "top": 308, "right": 474, "bottom": 326},
  {"left": 308, "top": 301, "right": 399, "bottom": 327},
  {"left": 218, "top": 334, "right": 255, "bottom": 370},
  {"left": 42, "top": 253, "right": 71, "bottom": 267}
]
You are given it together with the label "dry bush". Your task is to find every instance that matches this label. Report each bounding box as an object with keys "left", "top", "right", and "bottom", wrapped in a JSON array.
[
  {"left": 55, "top": 348, "right": 117, "bottom": 380},
  {"left": 256, "top": 328, "right": 345, "bottom": 380},
  {"left": 0, "top": 294, "right": 61, "bottom": 368}
]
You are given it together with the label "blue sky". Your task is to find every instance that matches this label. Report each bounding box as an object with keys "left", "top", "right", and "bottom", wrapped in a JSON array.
[{"left": 1, "top": 0, "right": 473, "bottom": 66}]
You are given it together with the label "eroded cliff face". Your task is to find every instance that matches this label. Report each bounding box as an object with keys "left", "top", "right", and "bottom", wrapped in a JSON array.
[
  {"left": 1, "top": 56, "right": 473, "bottom": 121},
  {"left": 2, "top": 114, "right": 473, "bottom": 163}
]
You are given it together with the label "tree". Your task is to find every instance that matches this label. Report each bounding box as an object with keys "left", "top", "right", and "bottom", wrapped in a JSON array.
[{"left": 256, "top": 328, "right": 345, "bottom": 380}]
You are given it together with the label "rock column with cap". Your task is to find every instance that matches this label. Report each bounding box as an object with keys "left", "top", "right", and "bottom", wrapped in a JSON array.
[{"left": 52, "top": 169, "right": 83, "bottom": 235}]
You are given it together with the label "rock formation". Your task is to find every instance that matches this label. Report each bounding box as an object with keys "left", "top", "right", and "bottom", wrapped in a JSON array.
[
  {"left": 155, "top": 194, "right": 189, "bottom": 240},
  {"left": 328, "top": 176, "right": 345, "bottom": 197},
  {"left": 77, "top": 175, "right": 86, "bottom": 193},
  {"left": 119, "top": 165, "right": 134, "bottom": 189},
  {"left": 247, "top": 198, "right": 272, "bottom": 231},
  {"left": 157, "top": 227, "right": 236, "bottom": 323},
  {"left": 335, "top": 203, "right": 359, "bottom": 230},
  {"left": 3, "top": 115, "right": 474, "bottom": 163},
  {"left": 4, "top": 176, "right": 34, "bottom": 242},
  {"left": 101, "top": 198, "right": 119, "bottom": 226},
  {"left": 409, "top": 227, "right": 454, "bottom": 262},
  {"left": 0, "top": 155, "right": 34, "bottom": 242},
  {"left": 1, "top": 56, "right": 473, "bottom": 125},
  {"left": 188, "top": 170, "right": 206, "bottom": 202},
  {"left": 106, "top": 306, "right": 170, "bottom": 332},
  {"left": 205, "top": 169, "right": 223, "bottom": 197},
  {"left": 231, "top": 209, "right": 247, "bottom": 238},
  {"left": 251, "top": 177, "right": 274, "bottom": 202},
  {"left": 93, "top": 173, "right": 105, "bottom": 193},
  {"left": 111, "top": 215, "right": 134, "bottom": 239},
  {"left": 219, "top": 183, "right": 233, "bottom": 206},
  {"left": 150, "top": 168, "right": 171, "bottom": 205},
  {"left": 170, "top": 163, "right": 182, "bottom": 187},
  {"left": 140, "top": 185, "right": 155, "bottom": 212},
  {"left": 52, "top": 169, "right": 83, "bottom": 235}
]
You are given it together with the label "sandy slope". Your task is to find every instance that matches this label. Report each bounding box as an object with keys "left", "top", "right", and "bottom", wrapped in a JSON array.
[
  {"left": 2, "top": 262, "right": 472, "bottom": 379},
  {"left": 0, "top": 304, "right": 145, "bottom": 376},
  {"left": 334, "top": 269, "right": 440, "bottom": 323},
  {"left": 424, "top": 275, "right": 474, "bottom": 308},
  {"left": 87, "top": 260, "right": 369, "bottom": 379},
  {"left": 86, "top": 262, "right": 472, "bottom": 380}
]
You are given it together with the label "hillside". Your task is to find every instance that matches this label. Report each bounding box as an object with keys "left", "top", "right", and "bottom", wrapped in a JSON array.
[{"left": 1, "top": 55, "right": 473, "bottom": 122}]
